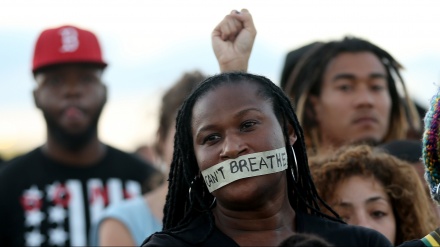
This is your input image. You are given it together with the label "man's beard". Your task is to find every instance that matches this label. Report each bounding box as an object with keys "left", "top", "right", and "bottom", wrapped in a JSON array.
[{"left": 43, "top": 105, "right": 104, "bottom": 152}]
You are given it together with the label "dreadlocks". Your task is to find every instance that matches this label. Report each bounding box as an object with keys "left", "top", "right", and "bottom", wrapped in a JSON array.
[
  {"left": 282, "top": 36, "right": 421, "bottom": 154},
  {"left": 162, "top": 72, "right": 342, "bottom": 240}
]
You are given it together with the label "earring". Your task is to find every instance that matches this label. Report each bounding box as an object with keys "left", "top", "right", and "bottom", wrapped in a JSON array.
[
  {"left": 188, "top": 176, "right": 196, "bottom": 206},
  {"left": 188, "top": 175, "right": 217, "bottom": 209},
  {"left": 291, "top": 146, "right": 298, "bottom": 182},
  {"left": 208, "top": 198, "right": 217, "bottom": 209}
]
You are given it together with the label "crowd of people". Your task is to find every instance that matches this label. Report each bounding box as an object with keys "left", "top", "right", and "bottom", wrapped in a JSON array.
[{"left": 0, "top": 8, "right": 439, "bottom": 247}]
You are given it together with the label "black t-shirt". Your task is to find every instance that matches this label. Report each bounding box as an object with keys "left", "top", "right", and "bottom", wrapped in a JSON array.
[
  {"left": 0, "top": 145, "right": 158, "bottom": 246},
  {"left": 141, "top": 211, "right": 393, "bottom": 247}
]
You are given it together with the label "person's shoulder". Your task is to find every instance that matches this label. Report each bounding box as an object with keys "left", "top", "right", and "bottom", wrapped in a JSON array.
[
  {"left": 398, "top": 239, "right": 426, "bottom": 247},
  {"left": 338, "top": 223, "right": 392, "bottom": 245},
  {"left": 298, "top": 213, "right": 392, "bottom": 247},
  {"left": 402, "top": 228, "right": 440, "bottom": 247},
  {"left": 103, "top": 196, "right": 147, "bottom": 216},
  {"left": 105, "top": 145, "right": 133, "bottom": 158},
  {"left": 105, "top": 145, "right": 159, "bottom": 177},
  {"left": 141, "top": 231, "right": 192, "bottom": 247},
  {"left": 140, "top": 217, "right": 214, "bottom": 247},
  {"left": 105, "top": 145, "right": 150, "bottom": 165},
  {"left": 3, "top": 148, "right": 41, "bottom": 166},
  {"left": 141, "top": 213, "right": 229, "bottom": 247},
  {"left": 0, "top": 148, "right": 42, "bottom": 176}
]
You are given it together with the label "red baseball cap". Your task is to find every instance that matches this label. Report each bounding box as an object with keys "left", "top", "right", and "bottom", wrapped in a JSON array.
[{"left": 32, "top": 25, "right": 107, "bottom": 73}]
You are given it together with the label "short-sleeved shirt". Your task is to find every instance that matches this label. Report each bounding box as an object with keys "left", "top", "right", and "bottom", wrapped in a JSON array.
[
  {"left": 89, "top": 196, "right": 161, "bottom": 246},
  {"left": 0, "top": 145, "right": 158, "bottom": 246}
]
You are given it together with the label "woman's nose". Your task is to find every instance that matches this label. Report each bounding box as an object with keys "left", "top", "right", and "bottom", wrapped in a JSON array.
[
  {"left": 352, "top": 212, "right": 373, "bottom": 229},
  {"left": 219, "top": 134, "right": 247, "bottom": 160}
]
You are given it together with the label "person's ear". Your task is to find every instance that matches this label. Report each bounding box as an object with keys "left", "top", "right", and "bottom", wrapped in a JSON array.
[
  {"left": 102, "top": 83, "right": 108, "bottom": 104},
  {"left": 32, "top": 88, "right": 41, "bottom": 109},
  {"left": 309, "top": 95, "right": 321, "bottom": 123},
  {"left": 287, "top": 123, "right": 297, "bottom": 146}
]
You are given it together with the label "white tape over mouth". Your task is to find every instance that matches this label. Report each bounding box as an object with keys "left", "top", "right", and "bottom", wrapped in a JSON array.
[{"left": 201, "top": 147, "right": 288, "bottom": 193}]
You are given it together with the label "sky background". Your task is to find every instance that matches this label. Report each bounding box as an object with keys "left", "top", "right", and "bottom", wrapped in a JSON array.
[{"left": 1, "top": 0, "right": 440, "bottom": 158}]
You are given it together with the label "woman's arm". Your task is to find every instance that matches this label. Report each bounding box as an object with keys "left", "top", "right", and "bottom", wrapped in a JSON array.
[
  {"left": 99, "top": 218, "right": 136, "bottom": 246},
  {"left": 211, "top": 8, "right": 257, "bottom": 72}
]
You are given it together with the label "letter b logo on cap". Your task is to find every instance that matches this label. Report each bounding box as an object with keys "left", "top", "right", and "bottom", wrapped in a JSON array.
[{"left": 59, "top": 27, "right": 79, "bottom": 53}]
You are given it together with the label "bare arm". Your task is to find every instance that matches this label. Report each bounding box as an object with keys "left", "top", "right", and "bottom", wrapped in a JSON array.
[
  {"left": 211, "top": 9, "right": 257, "bottom": 72},
  {"left": 99, "top": 218, "right": 136, "bottom": 246}
]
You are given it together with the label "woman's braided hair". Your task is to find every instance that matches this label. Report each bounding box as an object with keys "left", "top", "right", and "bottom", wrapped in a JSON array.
[{"left": 162, "top": 72, "right": 342, "bottom": 242}]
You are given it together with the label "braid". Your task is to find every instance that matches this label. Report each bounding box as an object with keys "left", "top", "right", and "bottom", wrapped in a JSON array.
[
  {"left": 272, "top": 81, "right": 342, "bottom": 221},
  {"left": 162, "top": 75, "right": 222, "bottom": 234},
  {"left": 162, "top": 72, "right": 343, "bottom": 238}
]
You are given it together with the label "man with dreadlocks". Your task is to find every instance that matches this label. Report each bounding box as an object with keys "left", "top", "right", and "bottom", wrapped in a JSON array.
[
  {"left": 141, "top": 72, "right": 392, "bottom": 246},
  {"left": 213, "top": 9, "right": 422, "bottom": 157}
]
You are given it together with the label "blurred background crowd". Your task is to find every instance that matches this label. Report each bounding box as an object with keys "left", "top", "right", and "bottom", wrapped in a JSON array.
[{"left": 1, "top": 0, "right": 439, "bottom": 160}]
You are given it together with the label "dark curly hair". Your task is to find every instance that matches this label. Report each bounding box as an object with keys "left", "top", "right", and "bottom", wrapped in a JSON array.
[{"left": 310, "top": 144, "right": 437, "bottom": 245}]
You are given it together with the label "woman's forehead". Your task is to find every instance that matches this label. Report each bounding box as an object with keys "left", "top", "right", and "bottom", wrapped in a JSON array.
[
  {"left": 204, "top": 80, "right": 257, "bottom": 95},
  {"left": 204, "top": 80, "right": 269, "bottom": 101},
  {"left": 191, "top": 85, "right": 272, "bottom": 127},
  {"left": 192, "top": 82, "right": 267, "bottom": 114}
]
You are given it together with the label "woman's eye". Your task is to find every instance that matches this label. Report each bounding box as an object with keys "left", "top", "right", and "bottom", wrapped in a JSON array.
[
  {"left": 371, "top": 211, "right": 386, "bottom": 219},
  {"left": 240, "top": 121, "right": 257, "bottom": 131},
  {"left": 203, "top": 134, "right": 220, "bottom": 144}
]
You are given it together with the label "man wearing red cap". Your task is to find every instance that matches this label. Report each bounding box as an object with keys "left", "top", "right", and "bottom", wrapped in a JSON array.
[{"left": 0, "top": 25, "right": 161, "bottom": 246}]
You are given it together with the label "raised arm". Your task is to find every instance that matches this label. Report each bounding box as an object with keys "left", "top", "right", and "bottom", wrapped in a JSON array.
[{"left": 211, "top": 9, "right": 257, "bottom": 72}]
